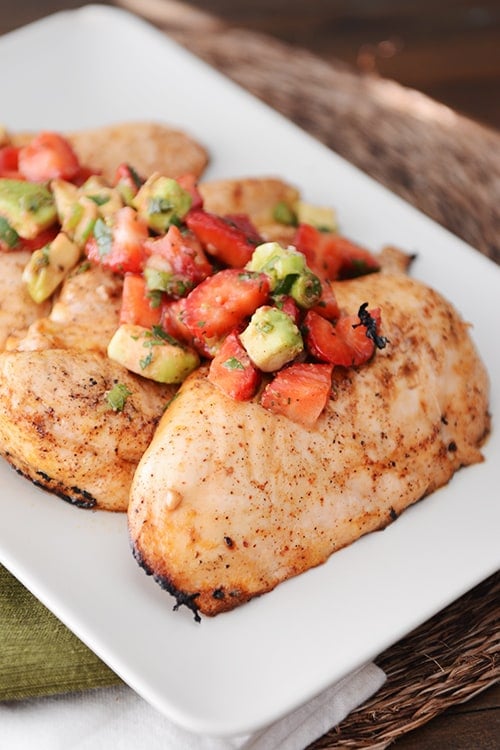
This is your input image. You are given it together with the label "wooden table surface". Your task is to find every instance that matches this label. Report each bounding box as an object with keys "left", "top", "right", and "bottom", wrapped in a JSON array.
[{"left": 1, "top": 2, "right": 499, "bottom": 749}]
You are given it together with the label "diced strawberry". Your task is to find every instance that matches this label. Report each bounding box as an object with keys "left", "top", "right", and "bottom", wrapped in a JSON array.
[
  {"left": 18, "top": 225, "right": 59, "bottom": 252},
  {"left": 145, "top": 225, "right": 212, "bottom": 289},
  {"left": 260, "top": 362, "right": 333, "bottom": 426},
  {"left": 293, "top": 223, "right": 380, "bottom": 280},
  {"left": 185, "top": 209, "right": 260, "bottom": 268},
  {"left": 293, "top": 223, "right": 341, "bottom": 279},
  {"left": 272, "top": 294, "right": 302, "bottom": 325},
  {"left": 120, "top": 273, "right": 163, "bottom": 328},
  {"left": 0, "top": 145, "right": 22, "bottom": 179},
  {"left": 303, "top": 310, "right": 355, "bottom": 366},
  {"left": 161, "top": 297, "right": 194, "bottom": 345},
  {"left": 334, "top": 307, "right": 382, "bottom": 366},
  {"left": 223, "top": 213, "right": 262, "bottom": 244},
  {"left": 18, "top": 132, "right": 81, "bottom": 183},
  {"left": 85, "top": 207, "right": 148, "bottom": 274},
  {"left": 183, "top": 269, "right": 270, "bottom": 343},
  {"left": 303, "top": 307, "right": 381, "bottom": 367},
  {"left": 311, "top": 278, "right": 340, "bottom": 321},
  {"left": 208, "top": 331, "right": 261, "bottom": 400}
]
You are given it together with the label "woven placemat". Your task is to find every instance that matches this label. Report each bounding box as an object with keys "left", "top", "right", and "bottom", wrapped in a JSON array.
[
  {"left": 163, "top": 23, "right": 500, "bottom": 266},
  {"left": 309, "top": 571, "right": 499, "bottom": 749},
  {"left": 171, "top": 25, "right": 500, "bottom": 265}
]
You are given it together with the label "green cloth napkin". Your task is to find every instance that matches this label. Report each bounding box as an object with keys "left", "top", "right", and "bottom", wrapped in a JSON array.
[{"left": 0, "top": 564, "right": 122, "bottom": 701}]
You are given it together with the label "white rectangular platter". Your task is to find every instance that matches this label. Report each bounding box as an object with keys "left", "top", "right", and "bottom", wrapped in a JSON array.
[{"left": 0, "top": 4, "right": 498, "bottom": 738}]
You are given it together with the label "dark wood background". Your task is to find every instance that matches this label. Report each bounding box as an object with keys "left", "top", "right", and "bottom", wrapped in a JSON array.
[{"left": 1, "top": 2, "right": 499, "bottom": 749}]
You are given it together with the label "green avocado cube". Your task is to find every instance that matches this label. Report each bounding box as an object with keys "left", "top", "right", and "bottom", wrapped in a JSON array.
[
  {"left": 107, "top": 324, "right": 200, "bottom": 384},
  {"left": 246, "top": 242, "right": 307, "bottom": 290},
  {"left": 0, "top": 178, "right": 56, "bottom": 239},
  {"left": 240, "top": 305, "right": 303, "bottom": 372},
  {"left": 22, "top": 232, "right": 81, "bottom": 303},
  {"left": 133, "top": 174, "right": 192, "bottom": 233}
]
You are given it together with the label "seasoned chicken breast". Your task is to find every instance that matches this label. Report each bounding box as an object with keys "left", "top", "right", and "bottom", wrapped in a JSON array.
[
  {"left": 10, "top": 263, "right": 123, "bottom": 353},
  {"left": 128, "top": 272, "right": 490, "bottom": 618},
  {"left": 12, "top": 122, "right": 209, "bottom": 183},
  {"left": 0, "top": 263, "right": 172, "bottom": 511},
  {"left": 0, "top": 250, "right": 51, "bottom": 350},
  {"left": 0, "top": 349, "right": 174, "bottom": 511},
  {"left": 0, "top": 121, "right": 209, "bottom": 511}
]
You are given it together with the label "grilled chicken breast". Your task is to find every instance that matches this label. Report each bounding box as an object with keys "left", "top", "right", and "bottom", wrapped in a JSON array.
[
  {"left": 12, "top": 121, "right": 209, "bottom": 183},
  {"left": 128, "top": 271, "right": 490, "bottom": 617},
  {"left": 0, "top": 264, "right": 173, "bottom": 511},
  {"left": 10, "top": 264, "right": 123, "bottom": 353},
  {"left": 0, "top": 121, "right": 209, "bottom": 511},
  {"left": 0, "top": 349, "right": 174, "bottom": 511},
  {"left": 0, "top": 250, "right": 51, "bottom": 350}
]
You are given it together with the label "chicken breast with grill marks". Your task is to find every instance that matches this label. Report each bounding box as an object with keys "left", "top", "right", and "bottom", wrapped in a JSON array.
[
  {"left": 11, "top": 121, "right": 209, "bottom": 184},
  {"left": 0, "top": 121, "right": 210, "bottom": 511},
  {"left": 128, "top": 271, "right": 490, "bottom": 617},
  {"left": 0, "top": 263, "right": 173, "bottom": 511},
  {"left": 0, "top": 348, "right": 174, "bottom": 511}
]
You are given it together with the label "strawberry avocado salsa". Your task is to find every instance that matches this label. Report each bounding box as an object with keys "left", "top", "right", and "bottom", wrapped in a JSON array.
[{"left": 0, "top": 130, "right": 387, "bottom": 427}]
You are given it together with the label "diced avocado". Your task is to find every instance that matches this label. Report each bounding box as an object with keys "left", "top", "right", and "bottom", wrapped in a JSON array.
[
  {"left": 289, "top": 270, "right": 322, "bottom": 308},
  {"left": 0, "top": 178, "right": 57, "bottom": 239},
  {"left": 51, "top": 179, "right": 80, "bottom": 226},
  {"left": 133, "top": 173, "right": 192, "bottom": 233},
  {"left": 51, "top": 178, "right": 118, "bottom": 248},
  {"left": 22, "top": 232, "right": 81, "bottom": 303},
  {"left": 107, "top": 324, "right": 200, "bottom": 384},
  {"left": 240, "top": 305, "right": 303, "bottom": 372},
  {"left": 246, "top": 242, "right": 306, "bottom": 291},
  {"left": 247, "top": 242, "right": 322, "bottom": 307},
  {"left": 143, "top": 266, "right": 190, "bottom": 299},
  {"left": 79, "top": 175, "right": 123, "bottom": 220},
  {"left": 144, "top": 266, "right": 172, "bottom": 292},
  {"left": 296, "top": 201, "right": 337, "bottom": 231},
  {"left": 53, "top": 186, "right": 99, "bottom": 248},
  {"left": 71, "top": 196, "right": 100, "bottom": 247},
  {"left": 272, "top": 200, "right": 298, "bottom": 226}
]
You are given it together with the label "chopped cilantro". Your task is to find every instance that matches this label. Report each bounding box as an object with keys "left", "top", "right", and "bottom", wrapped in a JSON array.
[
  {"left": 147, "top": 289, "right": 163, "bottom": 309},
  {"left": 93, "top": 218, "right": 113, "bottom": 257},
  {"left": 33, "top": 245, "right": 51, "bottom": 270},
  {"left": 106, "top": 382, "right": 132, "bottom": 411},
  {"left": 223, "top": 357, "right": 245, "bottom": 371},
  {"left": 139, "top": 351, "right": 154, "bottom": 370},
  {"left": 73, "top": 260, "right": 91, "bottom": 275},
  {"left": 139, "top": 326, "right": 180, "bottom": 371},
  {"left": 150, "top": 325, "right": 179, "bottom": 346},
  {"left": 88, "top": 194, "right": 110, "bottom": 206},
  {"left": 0, "top": 216, "right": 19, "bottom": 248},
  {"left": 126, "top": 164, "right": 143, "bottom": 189}
]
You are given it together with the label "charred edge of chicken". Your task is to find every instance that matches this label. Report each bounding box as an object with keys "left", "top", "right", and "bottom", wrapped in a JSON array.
[
  {"left": 131, "top": 540, "right": 202, "bottom": 623},
  {"left": 12, "top": 467, "right": 97, "bottom": 509}
]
